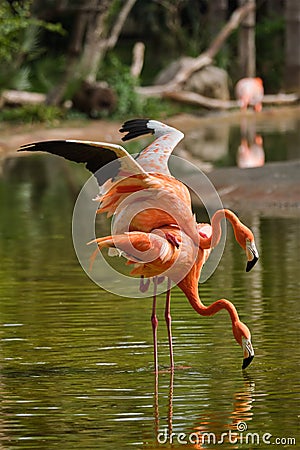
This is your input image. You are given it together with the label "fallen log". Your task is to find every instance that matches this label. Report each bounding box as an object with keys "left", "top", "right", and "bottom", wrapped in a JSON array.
[
  {"left": 0, "top": 90, "right": 46, "bottom": 108},
  {"left": 162, "top": 90, "right": 299, "bottom": 109},
  {"left": 163, "top": 91, "right": 237, "bottom": 109},
  {"left": 261, "top": 93, "right": 299, "bottom": 104}
]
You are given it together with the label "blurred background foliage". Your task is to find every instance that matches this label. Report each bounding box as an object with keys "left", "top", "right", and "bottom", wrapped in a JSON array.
[{"left": 0, "top": 0, "right": 292, "bottom": 122}]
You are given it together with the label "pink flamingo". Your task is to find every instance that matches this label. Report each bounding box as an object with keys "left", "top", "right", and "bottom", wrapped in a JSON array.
[
  {"left": 18, "top": 121, "right": 258, "bottom": 370},
  {"left": 235, "top": 77, "right": 264, "bottom": 112}
]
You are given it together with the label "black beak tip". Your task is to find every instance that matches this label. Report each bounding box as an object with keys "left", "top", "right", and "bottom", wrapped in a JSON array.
[
  {"left": 246, "top": 256, "right": 258, "bottom": 272},
  {"left": 242, "top": 355, "right": 254, "bottom": 370}
]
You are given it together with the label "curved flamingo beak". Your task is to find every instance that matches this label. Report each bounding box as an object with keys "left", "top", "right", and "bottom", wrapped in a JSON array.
[
  {"left": 246, "top": 239, "right": 259, "bottom": 272},
  {"left": 242, "top": 337, "right": 255, "bottom": 369}
]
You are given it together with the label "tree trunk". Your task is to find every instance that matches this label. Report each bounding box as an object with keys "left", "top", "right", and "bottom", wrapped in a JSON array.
[
  {"left": 79, "top": 0, "right": 137, "bottom": 83},
  {"left": 46, "top": 9, "right": 89, "bottom": 105},
  {"left": 47, "top": 0, "right": 136, "bottom": 105},
  {"left": 137, "top": 2, "right": 255, "bottom": 97},
  {"left": 265, "top": 0, "right": 282, "bottom": 15},
  {"left": 285, "top": 0, "right": 300, "bottom": 93},
  {"left": 238, "top": 0, "right": 256, "bottom": 77},
  {"left": 208, "top": 0, "right": 227, "bottom": 38},
  {"left": 77, "top": 0, "right": 111, "bottom": 83}
]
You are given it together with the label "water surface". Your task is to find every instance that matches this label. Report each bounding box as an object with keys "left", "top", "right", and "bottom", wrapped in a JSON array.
[{"left": 0, "top": 129, "right": 299, "bottom": 449}]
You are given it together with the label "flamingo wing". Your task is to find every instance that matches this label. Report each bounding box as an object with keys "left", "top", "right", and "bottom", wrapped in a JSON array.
[
  {"left": 18, "top": 140, "right": 146, "bottom": 185},
  {"left": 90, "top": 230, "right": 175, "bottom": 264},
  {"left": 119, "top": 118, "right": 184, "bottom": 175},
  {"left": 119, "top": 118, "right": 155, "bottom": 141}
]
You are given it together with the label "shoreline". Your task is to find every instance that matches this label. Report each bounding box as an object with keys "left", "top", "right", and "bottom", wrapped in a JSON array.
[
  {"left": 1, "top": 107, "right": 300, "bottom": 216},
  {"left": 193, "top": 160, "right": 300, "bottom": 217}
]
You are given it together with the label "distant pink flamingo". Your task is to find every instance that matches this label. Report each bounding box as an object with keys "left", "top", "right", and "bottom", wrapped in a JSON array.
[{"left": 235, "top": 77, "right": 264, "bottom": 112}]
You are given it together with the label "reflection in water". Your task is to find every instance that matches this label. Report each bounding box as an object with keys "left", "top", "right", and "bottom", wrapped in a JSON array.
[
  {"left": 237, "top": 117, "right": 265, "bottom": 168},
  {"left": 180, "top": 108, "right": 299, "bottom": 168},
  {"left": 155, "top": 370, "right": 254, "bottom": 448},
  {"left": 237, "top": 135, "right": 265, "bottom": 168}
]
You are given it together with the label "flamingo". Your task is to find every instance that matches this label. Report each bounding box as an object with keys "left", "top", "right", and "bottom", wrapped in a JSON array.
[
  {"left": 235, "top": 77, "right": 264, "bottom": 112},
  {"left": 18, "top": 120, "right": 259, "bottom": 370},
  {"left": 17, "top": 119, "right": 200, "bottom": 358},
  {"left": 89, "top": 208, "right": 258, "bottom": 371},
  {"left": 18, "top": 118, "right": 200, "bottom": 317}
]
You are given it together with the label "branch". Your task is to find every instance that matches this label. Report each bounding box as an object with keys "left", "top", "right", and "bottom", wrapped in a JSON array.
[
  {"left": 130, "top": 42, "right": 145, "bottom": 78},
  {"left": 205, "top": 1, "right": 255, "bottom": 59},
  {"left": 161, "top": 90, "right": 299, "bottom": 109},
  {"left": 262, "top": 93, "right": 299, "bottom": 104},
  {"left": 0, "top": 90, "right": 46, "bottom": 107},
  {"left": 163, "top": 91, "right": 237, "bottom": 109},
  {"left": 105, "top": 0, "right": 137, "bottom": 51}
]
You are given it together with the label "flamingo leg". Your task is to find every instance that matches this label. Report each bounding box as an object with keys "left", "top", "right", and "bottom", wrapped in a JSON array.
[
  {"left": 165, "top": 278, "right": 174, "bottom": 369},
  {"left": 151, "top": 277, "right": 159, "bottom": 373}
]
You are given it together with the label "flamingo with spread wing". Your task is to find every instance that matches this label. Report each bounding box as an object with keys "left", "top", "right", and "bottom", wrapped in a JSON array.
[{"left": 18, "top": 120, "right": 258, "bottom": 371}]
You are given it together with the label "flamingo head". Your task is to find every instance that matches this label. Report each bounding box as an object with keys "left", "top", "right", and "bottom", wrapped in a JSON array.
[
  {"left": 233, "top": 320, "right": 255, "bottom": 369},
  {"left": 234, "top": 225, "right": 259, "bottom": 272}
]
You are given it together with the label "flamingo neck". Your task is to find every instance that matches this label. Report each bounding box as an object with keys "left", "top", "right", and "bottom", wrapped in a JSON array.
[
  {"left": 178, "top": 270, "right": 239, "bottom": 325},
  {"left": 200, "top": 209, "right": 242, "bottom": 249}
]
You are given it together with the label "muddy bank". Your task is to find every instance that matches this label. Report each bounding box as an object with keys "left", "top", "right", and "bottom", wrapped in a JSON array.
[
  {"left": 0, "top": 119, "right": 120, "bottom": 157},
  {"left": 1, "top": 105, "right": 299, "bottom": 155},
  {"left": 192, "top": 160, "right": 300, "bottom": 216}
]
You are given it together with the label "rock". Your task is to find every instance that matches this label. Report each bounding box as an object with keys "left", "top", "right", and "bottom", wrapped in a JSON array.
[
  {"left": 155, "top": 58, "right": 230, "bottom": 100},
  {"left": 154, "top": 57, "right": 191, "bottom": 85},
  {"left": 192, "top": 160, "right": 300, "bottom": 214},
  {"left": 185, "top": 65, "right": 230, "bottom": 100},
  {"left": 72, "top": 81, "right": 117, "bottom": 118}
]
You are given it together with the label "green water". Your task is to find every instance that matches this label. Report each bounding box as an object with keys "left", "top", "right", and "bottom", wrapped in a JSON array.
[{"left": 0, "top": 155, "right": 299, "bottom": 449}]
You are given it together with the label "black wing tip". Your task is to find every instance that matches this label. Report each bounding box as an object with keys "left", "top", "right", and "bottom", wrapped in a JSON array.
[
  {"left": 17, "top": 143, "right": 35, "bottom": 152},
  {"left": 119, "top": 118, "right": 154, "bottom": 142},
  {"left": 120, "top": 118, "right": 151, "bottom": 129},
  {"left": 17, "top": 140, "right": 67, "bottom": 152}
]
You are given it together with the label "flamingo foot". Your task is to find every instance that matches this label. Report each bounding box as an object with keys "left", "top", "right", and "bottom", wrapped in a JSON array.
[
  {"left": 156, "top": 276, "right": 165, "bottom": 285},
  {"left": 165, "top": 232, "right": 180, "bottom": 248},
  {"left": 140, "top": 276, "right": 151, "bottom": 293}
]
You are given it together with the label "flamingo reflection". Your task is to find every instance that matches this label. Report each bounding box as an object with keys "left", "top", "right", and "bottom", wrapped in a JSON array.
[
  {"left": 237, "top": 135, "right": 265, "bottom": 169},
  {"left": 154, "top": 370, "right": 254, "bottom": 448}
]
